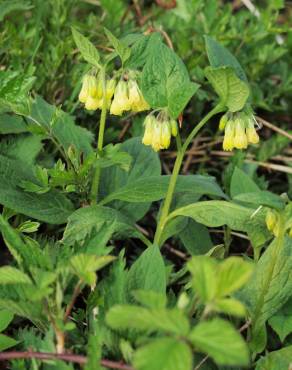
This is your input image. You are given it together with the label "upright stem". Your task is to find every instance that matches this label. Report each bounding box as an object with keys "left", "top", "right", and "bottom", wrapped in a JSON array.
[
  {"left": 90, "top": 68, "right": 107, "bottom": 204},
  {"left": 154, "top": 104, "right": 223, "bottom": 246}
]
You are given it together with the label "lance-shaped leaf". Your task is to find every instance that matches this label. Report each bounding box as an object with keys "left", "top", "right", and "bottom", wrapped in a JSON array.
[
  {"left": 72, "top": 28, "right": 100, "bottom": 67},
  {"left": 205, "top": 66, "right": 249, "bottom": 112}
]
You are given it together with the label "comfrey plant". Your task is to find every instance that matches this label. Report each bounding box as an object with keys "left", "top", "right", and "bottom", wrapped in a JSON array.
[{"left": 0, "top": 27, "right": 291, "bottom": 370}]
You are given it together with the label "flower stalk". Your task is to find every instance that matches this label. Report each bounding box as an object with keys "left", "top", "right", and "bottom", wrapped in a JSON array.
[
  {"left": 90, "top": 67, "right": 107, "bottom": 204},
  {"left": 154, "top": 103, "right": 224, "bottom": 246}
]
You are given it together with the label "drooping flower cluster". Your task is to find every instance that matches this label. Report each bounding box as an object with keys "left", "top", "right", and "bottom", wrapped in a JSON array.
[
  {"left": 110, "top": 78, "right": 149, "bottom": 115},
  {"left": 219, "top": 111, "right": 260, "bottom": 151},
  {"left": 142, "top": 112, "right": 178, "bottom": 152},
  {"left": 79, "top": 74, "right": 116, "bottom": 111}
]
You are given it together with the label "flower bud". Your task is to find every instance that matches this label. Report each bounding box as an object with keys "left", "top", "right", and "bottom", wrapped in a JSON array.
[
  {"left": 170, "top": 119, "right": 178, "bottom": 137},
  {"left": 266, "top": 209, "right": 277, "bottom": 232},
  {"left": 219, "top": 114, "right": 228, "bottom": 131}
]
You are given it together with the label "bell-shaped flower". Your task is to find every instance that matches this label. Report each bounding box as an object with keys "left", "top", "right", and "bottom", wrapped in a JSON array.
[
  {"left": 110, "top": 80, "right": 131, "bottom": 116},
  {"left": 105, "top": 79, "right": 116, "bottom": 101},
  {"left": 85, "top": 96, "right": 102, "bottom": 111},
  {"left": 79, "top": 75, "right": 98, "bottom": 103},
  {"left": 233, "top": 118, "right": 248, "bottom": 149},
  {"left": 222, "top": 120, "right": 235, "bottom": 151},
  {"left": 246, "top": 116, "right": 260, "bottom": 144},
  {"left": 128, "top": 79, "right": 150, "bottom": 112}
]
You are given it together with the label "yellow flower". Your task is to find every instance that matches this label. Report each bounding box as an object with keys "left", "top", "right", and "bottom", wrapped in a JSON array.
[
  {"left": 85, "top": 96, "right": 102, "bottom": 111},
  {"left": 246, "top": 117, "right": 259, "bottom": 144},
  {"left": 79, "top": 75, "right": 90, "bottom": 103},
  {"left": 128, "top": 80, "right": 150, "bottom": 112},
  {"left": 160, "top": 121, "right": 171, "bottom": 149},
  {"left": 142, "top": 115, "right": 155, "bottom": 146},
  {"left": 233, "top": 118, "right": 248, "bottom": 149},
  {"left": 79, "top": 75, "right": 98, "bottom": 103},
  {"left": 110, "top": 80, "right": 131, "bottom": 116},
  {"left": 223, "top": 120, "right": 235, "bottom": 151},
  {"left": 142, "top": 113, "right": 176, "bottom": 152},
  {"left": 152, "top": 120, "right": 163, "bottom": 152},
  {"left": 105, "top": 79, "right": 116, "bottom": 101},
  {"left": 96, "top": 78, "right": 103, "bottom": 99}
]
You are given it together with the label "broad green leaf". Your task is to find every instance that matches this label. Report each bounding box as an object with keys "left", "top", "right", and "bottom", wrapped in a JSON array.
[
  {"left": 29, "top": 96, "right": 93, "bottom": 155},
  {"left": 133, "top": 337, "right": 192, "bottom": 370},
  {"left": 132, "top": 290, "right": 167, "bottom": 309},
  {"left": 1, "top": 134, "right": 43, "bottom": 164},
  {"left": 234, "top": 192, "right": 285, "bottom": 211},
  {"left": 70, "top": 254, "right": 115, "bottom": 286},
  {"left": 269, "top": 296, "right": 292, "bottom": 342},
  {"left": 104, "top": 28, "right": 131, "bottom": 64},
  {"left": 141, "top": 42, "right": 199, "bottom": 118},
  {"left": 0, "top": 333, "right": 18, "bottom": 351},
  {"left": 179, "top": 219, "right": 213, "bottom": 255},
  {"left": 204, "top": 36, "right": 248, "bottom": 82},
  {"left": 100, "top": 174, "right": 225, "bottom": 205},
  {"left": 0, "top": 155, "right": 74, "bottom": 224},
  {"left": 106, "top": 305, "right": 189, "bottom": 336},
  {"left": 159, "top": 216, "right": 188, "bottom": 247},
  {"left": 0, "top": 114, "right": 27, "bottom": 134},
  {"left": 217, "top": 257, "right": 253, "bottom": 297},
  {"left": 230, "top": 167, "right": 260, "bottom": 198},
  {"left": 169, "top": 200, "right": 262, "bottom": 232},
  {"left": 189, "top": 318, "right": 249, "bottom": 366},
  {"left": 255, "top": 346, "right": 292, "bottom": 370},
  {"left": 0, "top": 310, "right": 14, "bottom": 332},
  {"left": 0, "top": 71, "right": 35, "bottom": 115},
  {"left": 99, "top": 137, "right": 160, "bottom": 221},
  {"left": 187, "top": 256, "right": 217, "bottom": 302},
  {"left": 126, "top": 245, "right": 166, "bottom": 298},
  {"left": 72, "top": 28, "right": 100, "bottom": 67},
  {"left": 62, "top": 205, "right": 142, "bottom": 246},
  {"left": 205, "top": 66, "right": 249, "bottom": 112},
  {"left": 0, "top": 266, "right": 32, "bottom": 285},
  {"left": 125, "top": 33, "right": 162, "bottom": 69},
  {"left": 239, "top": 236, "right": 292, "bottom": 351},
  {"left": 213, "top": 298, "right": 246, "bottom": 317}
]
